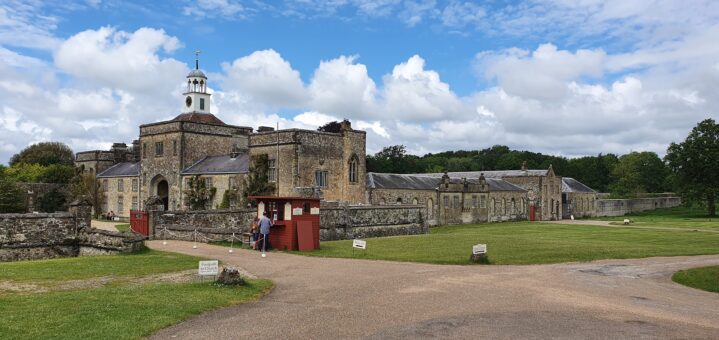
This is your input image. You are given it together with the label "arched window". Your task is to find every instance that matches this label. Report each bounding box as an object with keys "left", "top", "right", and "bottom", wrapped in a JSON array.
[
  {"left": 427, "top": 198, "right": 434, "bottom": 218},
  {"left": 511, "top": 198, "right": 516, "bottom": 214},
  {"left": 200, "top": 79, "right": 205, "bottom": 92},
  {"left": 412, "top": 198, "right": 418, "bottom": 205},
  {"left": 490, "top": 198, "right": 495, "bottom": 214},
  {"left": 380, "top": 198, "right": 386, "bottom": 205},
  {"left": 348, "top": 156, "right": 358, "bottom": 183},
  {"left": 396, "top": 197, "right": 403, "bottom": 205}
]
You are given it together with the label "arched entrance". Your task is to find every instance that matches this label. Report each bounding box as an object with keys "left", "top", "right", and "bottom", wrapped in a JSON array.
[
  {"left": 157, "top": 180, "right": 169, "bottom": 211},
  {"left": 150, "top": 175, "right": 169, "bottom": 211}
]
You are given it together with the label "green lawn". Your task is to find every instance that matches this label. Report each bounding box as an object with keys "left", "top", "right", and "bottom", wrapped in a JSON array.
[
  {"left": 672, "top": 266, "right": 719, "bottom": 293},
  {"left": 597, "top": 206, "right": 719, "bottom": 231},
  {"left": 115, "top": 223, "right": 130, "bottom": 232},
  {"left": 0, "top": 250, "right": 272, "bottom": 339},
  {"left": 298, "top": 221, "right": 719, "bottom": 265}
]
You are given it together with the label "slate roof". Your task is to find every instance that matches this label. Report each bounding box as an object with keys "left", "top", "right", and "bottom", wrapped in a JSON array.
[
  {"left": 171, "top": 112, "right": 226, "bottom": 125},
  {"left": 409, "top": 170, "right": 548, "bottom": 178},
  {"left": 97, "top": 162, "right": 140, "bottom": 178},
  {"left": 181, "top": 154, "right": 249, "bottom": 175},
  {"left": 561, "top": 177, "right": 596, "bottom": 193},
  {"left": 366, "top": 173, "right": 526, "bottom": 192}
]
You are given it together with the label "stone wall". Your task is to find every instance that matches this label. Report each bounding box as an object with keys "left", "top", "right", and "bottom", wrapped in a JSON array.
[
  {"left": 0, "top": 200, "right": 144, "bottom": 262},
  {"left": 595, "top": 197, "right": 682, "bottom": 217},
  {"left": 151, "top": 208, "right": 257, "bottom": 242},
  {"left": 367, "top": 188, "right": 438, "bottom": 225},
  {"left": 319, "top": 205, "right": 428, "bottom": 241}
]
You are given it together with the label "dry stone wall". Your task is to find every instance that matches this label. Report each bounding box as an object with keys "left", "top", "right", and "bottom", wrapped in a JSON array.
[
  {"left": 0, "top": 201, "right": 144, "bottom": 262},
  {"left": 595, "top": 197, "right": 681, "bottom": 217},
  {"left": 152, "top": 209, "right": 256, "bottom": 242},
  {"left": 320, "top": 205, "right": 428, "bottom": 240}
]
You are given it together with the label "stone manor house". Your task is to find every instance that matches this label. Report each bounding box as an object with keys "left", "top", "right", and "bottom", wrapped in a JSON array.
[{"left": 75, "top": 59, "right": 596, "bottom": 225}]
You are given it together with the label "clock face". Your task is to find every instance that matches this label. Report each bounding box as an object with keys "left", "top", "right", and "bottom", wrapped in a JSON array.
[{"left": 185, "top": 96, "right": 192, "bottom": 107}]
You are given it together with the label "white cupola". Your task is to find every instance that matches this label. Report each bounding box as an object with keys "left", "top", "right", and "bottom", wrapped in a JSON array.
[{"left": 182, "top": 51, "right": 211, "bottom": 114}]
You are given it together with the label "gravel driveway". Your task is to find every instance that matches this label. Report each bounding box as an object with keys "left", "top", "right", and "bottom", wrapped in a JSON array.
[{"left": 148, "top": 241, "right": 719, "bottom": 339}]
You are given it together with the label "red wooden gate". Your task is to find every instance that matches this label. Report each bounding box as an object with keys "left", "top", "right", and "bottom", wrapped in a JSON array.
[
  {"left": 529, "top": 206, "right": 536, "bottom": 222},
  {"left": 130, "top": 211, "right": 149, "bottom": 236}
]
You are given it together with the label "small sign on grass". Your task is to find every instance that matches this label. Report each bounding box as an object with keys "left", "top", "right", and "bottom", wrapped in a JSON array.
[
  {"left": 352, "top": 239, "right": 367, "bottom": 250},
  {"left": 198, "top": 260, "right": 219, "bottom": 276},
  {"left": 473, "top": 244, "right": 487, "bottom": 255}
]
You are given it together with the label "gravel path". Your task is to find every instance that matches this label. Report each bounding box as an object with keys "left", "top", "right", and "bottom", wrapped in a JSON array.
[{"left": 148, "top": 241, "right": 719, "bottom": 339}]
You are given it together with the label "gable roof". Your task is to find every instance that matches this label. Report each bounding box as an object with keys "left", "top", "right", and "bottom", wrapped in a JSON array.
[
  {"left": 366, "top": 173, "right": 526, "bottom": 192},
  {"left": 181, "top": 154, "right": 249, "bottom": 175},
  {"left": 561, "top": 177, "right": 596, "bottom": 193},
  {"left": 97, "top": 162, "right": 140, "bottom": 178},
  {"left": 408, "top": 169, "right": 549, "bottom": 178}
]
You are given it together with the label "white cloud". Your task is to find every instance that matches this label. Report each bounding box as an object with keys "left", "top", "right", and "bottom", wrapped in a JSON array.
[
  {"left": 308, "top": 55, "right": 377, "bottom": 119},
  {"left": 183, "top": 0, "right": 248, "bottom": 19},
  {"left": 219, "top": 50, "right": 307, "bottom": 108}
]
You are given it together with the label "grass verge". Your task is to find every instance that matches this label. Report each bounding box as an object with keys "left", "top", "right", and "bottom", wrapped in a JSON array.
[
  {"left": 297, "top": 221, "right": 719, "bottom": 265},
  {"left": 115, "top": 224, "right": 130, "bottom": 232},
  {"left": 672, "top": 266, "right": 719, "bottom": 293},
  {"left": 0, "top": 250, "right": 272, "bottom": 339}
]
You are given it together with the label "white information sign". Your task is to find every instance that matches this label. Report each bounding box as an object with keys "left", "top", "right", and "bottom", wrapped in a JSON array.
[
  {"left": 310, "top": 207, "right": 320, "bottom": 215},
  {"left": 352, "top": 239, "right": 367, "bottom": 250},
  {"left": 472, "top": 244, "right": 487, "bottom": 255},
  {"left": 198, "top": 260, "right": 219, "bottom": 276},
  {"left": 292, "top": 208, "right": 303, "bottom": 216}
]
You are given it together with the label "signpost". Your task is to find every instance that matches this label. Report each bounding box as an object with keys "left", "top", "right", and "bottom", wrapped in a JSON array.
[
  {"left": 353, "top": 239, "right": 367, "bottom": 250},
  {"left": 198, "top": 260, "right": 219, "bottom": 281},
  {"left": 472, "top": 244, "right": 487, "bottom": 255}
]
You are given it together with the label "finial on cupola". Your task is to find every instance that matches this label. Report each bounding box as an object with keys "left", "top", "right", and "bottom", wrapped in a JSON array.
[{"left": 195, "top": 50, "right": 201, "bottom": 70}]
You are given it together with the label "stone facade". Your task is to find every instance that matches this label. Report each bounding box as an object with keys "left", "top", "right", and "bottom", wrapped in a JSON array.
[
  {"left": 179, "top": 173, "right": 247, "bottom": 210},
  {"left": 99, "top": 175, "right": 140, "bottom": 219},
  {"left": 366, "top": 188, "right": 438, "bottom": 225},
  {"left": 249, "top": 124, "right": 366, "bottom": 204},
  {"left": 139, "top": 121, "right": 251, "bottom": 211},
  {"left": 563, "top": 192, "right": 597, "bottom": 218},
  {"left": 0, "top": 200, "right": 143, "bottom": 262},
  {"left": 595, "top": 197, "right": 681, "bottom": 217},
  {"left": 500, "top": 166, "right": 562, "bottom": 221}
]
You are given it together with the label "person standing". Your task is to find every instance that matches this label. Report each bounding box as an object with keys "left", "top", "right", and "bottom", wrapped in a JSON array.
[{"left": 258, "top": 211, "right": 272, "bottom": 254}]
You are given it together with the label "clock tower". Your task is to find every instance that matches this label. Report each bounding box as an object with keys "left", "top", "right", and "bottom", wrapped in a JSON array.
[{"left": 183, "top": 51, "right": 211, "bottom": 114}]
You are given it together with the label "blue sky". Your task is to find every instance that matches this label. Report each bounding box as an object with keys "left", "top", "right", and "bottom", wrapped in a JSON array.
[{"left": 1, "top": 0, "right": 718, "bottom": 164}]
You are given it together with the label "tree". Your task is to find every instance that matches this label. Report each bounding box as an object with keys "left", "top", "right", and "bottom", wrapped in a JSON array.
[
  {"left": 665, "top": 118, "right": 719, "bottom": 216},
  {"left": 39, "top": 164, "right": 76, "bottom": 184},
  {"left": 610, "top": 151, "right": 669, "bottom": 197},
  {"left": 243, "top": 154, "right": 275, "bottom": 204},
  {"left": 37, "top": 187, "right": 67, "bottom": 213},
  {"left": 9, "top": 142, "right": 75, "bottom": 166},
  {"left": 318, "top": 119, "right": 350, "bottom": 133},
  {"left": 4, "top": 163, "right": 46, "bottom": 183},
  {"left": 183, "top": 175, "right": 217, "bottom": 210},
  {"left": 68, "top": 172, "right": 105, "bottom": 217},
  {"left": 0, "top": 174, "right": 25, "bottom": 213}
]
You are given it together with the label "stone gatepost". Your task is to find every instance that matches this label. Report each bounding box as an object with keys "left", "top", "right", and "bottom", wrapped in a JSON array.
[
  {"left": 68, "top": 198, "right": 93, "bottom": 232},
  {"left": 144, "top": 196, "right": 165, "bottom": 240}
]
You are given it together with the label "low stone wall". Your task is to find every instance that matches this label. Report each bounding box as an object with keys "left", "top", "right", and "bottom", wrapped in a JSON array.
[
  {"left": 320, "top": 205, "right": 428, "bottom": 241},
  {"left": 152, "top": 209, "right": 256, "bottom": 242},
  {"left": 595, "top": 197, "right": 682, "bottom": 217},
  {"left": 0, "top": 200, "right": 144, "bottom": 262}
]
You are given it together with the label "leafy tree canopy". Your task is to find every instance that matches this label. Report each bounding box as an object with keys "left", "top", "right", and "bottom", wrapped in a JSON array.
[
  {"left": 665, "top": 118, "right": 719, "bottom": 216},
  {"left": 9, "top": 142, "right": 75, "bottom": 167},
  {"left": 318, "top": 119, "right": 350, "bottom": 133},
  {"left": 243, "top": 154, "right": 275, "bottom": 205}
]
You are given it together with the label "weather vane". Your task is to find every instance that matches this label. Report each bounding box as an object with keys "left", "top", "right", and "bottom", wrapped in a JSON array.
[{"left": 195, "top": 50, "right": 201, "bottom": 69}]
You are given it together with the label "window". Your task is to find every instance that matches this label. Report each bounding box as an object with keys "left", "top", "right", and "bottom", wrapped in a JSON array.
[
  {"left": 200, "top": 98, "right": 205, "bottom": 110},
  {"left": 132, "top": 179, "right": 138, "bottom": 192},
  {"left": 412, "top": 198, "right": 418, "bottom": 205},
  {"left": 472, "top": 195, "right": 478, "bottom": 208},
  {"left": 204, "top": 177, "right": 213, "bottom": 189},
  {"left": 443, "top": 196, "right": 449, "bottom": 208},
  {"left": 132, "top": 196, "right": 138, "bottom": 211},
  {"left": 142, "top": 143, "right": 147, "bottom": 158},
  {"left": 102, "top": 179, "right": 108, "bottom": 191},
  {"left": 453, "top": 195, "right": 460, "bottom": 209},
  {"left": 349, "top": 157, "right": 358, "bottom": 183},
  {"left": 117, "top": 196, "right": 123, "bottom": 213},
  {"left": 511, "top": 198, "right": 516, "bottom": 214},
  {"left": 503, "top": 199, "right": 507, "bottom": 215},
  {"left": 303, "top": 202, "right": 311, "bottom": 213},
  {"left": 267, "top": 159, "right": 276, "bottom": 182},
  {"left": 173, "top": 140, "right": 177, "bottom": 156},
  {"left": 229, "top": 177, "right": 237, "bottom": 189},
  {"left": 480, "top": 195, "right": 486, "bottom": 208},
  {"left": 396, "top": 197, "right": 403, "bottom": 204},
  {"left": 155, "top": 142, "right": 164, "bottom": 157},
  {"left": 117, "top": 179, "right": 124, "bottom": 192},
  {"left": 102, "top": 195, "right": 108, "bottom": 212},
  {"left": 315, "top": 170, "right": 328, "bottom": 187}
]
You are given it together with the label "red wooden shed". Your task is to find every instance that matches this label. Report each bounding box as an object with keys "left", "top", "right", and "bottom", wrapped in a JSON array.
[{"left": 249, "top": 196, "right": 321, "bottom": 251}]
